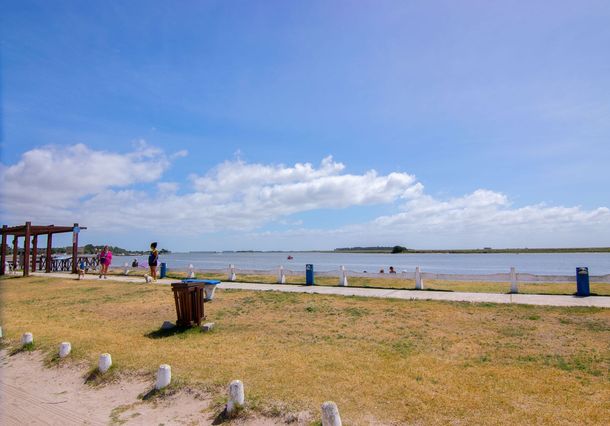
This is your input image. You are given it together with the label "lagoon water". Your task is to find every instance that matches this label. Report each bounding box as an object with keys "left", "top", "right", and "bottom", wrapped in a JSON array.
[{"left": 114, "top": 252, "right": 610, "bottom": 275}]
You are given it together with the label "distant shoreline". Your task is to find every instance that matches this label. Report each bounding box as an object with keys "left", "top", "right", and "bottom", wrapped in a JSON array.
[
  {"left": 185, "top": 247, "right": 610, "bottom": 254},
  {"left": 333, "top": 248, "right": 610, "bottom": 254}
]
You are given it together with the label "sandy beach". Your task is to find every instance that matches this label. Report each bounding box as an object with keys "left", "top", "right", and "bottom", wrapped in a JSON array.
[{"left": 0, "top": 349, "right": 285, "bottom": 425}]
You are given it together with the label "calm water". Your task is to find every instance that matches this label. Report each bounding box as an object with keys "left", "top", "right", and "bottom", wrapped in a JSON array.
[{"left": 114, "top": 252, "right": 610, "bottom": 275}]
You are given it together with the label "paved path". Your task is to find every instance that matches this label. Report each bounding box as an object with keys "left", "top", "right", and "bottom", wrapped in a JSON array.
[{"left": 28, "top": 272, "right": 610, "bottom": 308}]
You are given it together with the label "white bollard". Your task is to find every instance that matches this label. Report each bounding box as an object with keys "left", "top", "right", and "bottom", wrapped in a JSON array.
[
  {"left": 0, "top": 326, "right": 3, "bottom": 339},
  {"left": 204, "top": 283, "right": 219, "bottom": 301},
  {"left": 98, "top": 353, "right": 112, "bottom": 373},
  {"left": 277, "top": 266, "right": 286, "bottom": 284},
  {"left": 188, "top": 264, "right": 195, "bottom": 279},
  {"left": 123, "top": 263, "right": 130, "bottom": 275},
  {"left": 227, "top": 379, "right": 245, "bottom": 415},
  {"left": 59, "top": 342, "right": 72, "bottom": 358},
  {"left": 155, "top": 364, "right": 171, "bottom": 389},
  {"left": 339, "top": 265, "right": 348, "bottom": 287},
  {"left": 510, "top": 267, "right": 518, "bottom": 294},
  {"left": 21, "top": 332, "right": 33, "bottom": 346},
  {"left": 228, "top": 264, "right": 236, "bottom": 282},
  {"left": 415, "top": 266, "right": 424, "bottom": 290},
  {"left": 321, "top": 401, "right": 342, "bottom": 426}
]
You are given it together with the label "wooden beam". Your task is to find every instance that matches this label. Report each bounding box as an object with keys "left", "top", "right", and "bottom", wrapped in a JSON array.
[
  {"left": 46, "top": 231, "right": 53, "bottom": 273},
  {"left": 71, "top": 223, "right": 79, "bottom": 274},
  {"left": 1, "top": 225, "right": 87, "bottom": 237},
  {"left": 0, "top": 225, "right": 7, "bottom": 275},
  {"left": 32, "top": 235, "right": 38, "bottom": 272},
  {"left": 23, "top": 222, "right": 31, "bottom": 277}
]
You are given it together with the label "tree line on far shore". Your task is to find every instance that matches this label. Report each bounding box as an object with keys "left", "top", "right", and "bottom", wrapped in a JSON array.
[{"left": 5, "top": 244, "right": 171, "bottom": 255}]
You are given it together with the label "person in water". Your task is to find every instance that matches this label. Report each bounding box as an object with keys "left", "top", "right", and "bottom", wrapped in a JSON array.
[
  {"left": 389, "top": 266, "right": 396, "bottom": 273},
  {"left": 148, "top": 242, "right": 159, "bottom": 281}
]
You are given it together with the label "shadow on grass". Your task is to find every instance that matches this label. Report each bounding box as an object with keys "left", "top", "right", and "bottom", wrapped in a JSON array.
[
  {"left": 212, "top": 405, "right": 245, "bottom": 425},
  {"left": 9, "top": 342, "right": 35, "bottom": 356},
  {"left": 144, "top": 325, "right": 195, "bottom": 339}
]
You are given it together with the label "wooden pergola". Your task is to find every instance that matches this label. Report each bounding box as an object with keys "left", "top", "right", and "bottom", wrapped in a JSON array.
[{"left": 0, "top": 222, "right": 86, "bottom": 277}]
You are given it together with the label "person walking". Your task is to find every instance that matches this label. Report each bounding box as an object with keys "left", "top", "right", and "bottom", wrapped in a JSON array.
[
  {"left": 148, "top": 242, "right": 159, "bottom": 281},
  {"left": 98, "top": 245, "right": 112, "bottom": 279}
]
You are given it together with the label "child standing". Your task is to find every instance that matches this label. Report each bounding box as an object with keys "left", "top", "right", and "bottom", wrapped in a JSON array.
[{"left": 148, "top": 242, "right": 158, "bottom": 281}]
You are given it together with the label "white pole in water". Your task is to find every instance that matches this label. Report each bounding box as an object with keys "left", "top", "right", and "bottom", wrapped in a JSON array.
[
  {"left": 339, "top": 265, "right": 348, "bottom": 287},
  {"left": 510, "top": 267, "right": 518, "bottom": 294},
  {"left": 227, "top": 380, "right": 245, "bottom": 415},
  {"left": 415, "top": 266, "right": 424, "bottom": 290},
  {"left": 188, "top": 264, "right": 195, "bottom": 279},
  {"left": 321, "top": 401, "right": 342, "bottom": 426},
  {"left": 155, "top": 364, "right": 172, "bottom": 389},
  {"left": 277, "top": 266, "right": 286, "bottom": 284},
  {"left": 59, "top": 342, "right": 72, "bottom": 358},
  {"left": 21, "top": 332, "right": 33, "bottom": 346},
  {"left": 98, "top": 353, "right": 112, "bottom": 373},
  {"left": 228, "top": 264, "right": 236, "bottom": 282}
]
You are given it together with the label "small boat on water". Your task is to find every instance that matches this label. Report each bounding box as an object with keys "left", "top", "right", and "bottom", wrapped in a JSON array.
[{"left": 287, "top": 255, "right": 294, "bottom": 260}]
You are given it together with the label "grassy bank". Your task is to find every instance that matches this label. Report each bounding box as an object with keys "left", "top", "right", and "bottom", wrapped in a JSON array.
[
  {"left": 107, "top": 268, "right": 610, "bottom": 296},
  {"left": 1, "top": 276, "right": 609, "bottom": 424}
]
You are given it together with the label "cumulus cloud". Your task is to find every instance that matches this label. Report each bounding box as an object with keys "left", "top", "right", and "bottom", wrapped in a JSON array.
[
  {"left": 1, "top": 143, "right": 609, "bottom": 248},
  {"left": 0, "top": 142, "right": 170, "bottom": 222}
]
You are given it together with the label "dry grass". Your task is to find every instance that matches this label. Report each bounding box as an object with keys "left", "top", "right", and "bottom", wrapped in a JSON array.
[{"left": 2, "top": 276, "right": 609, "bottom": 425}]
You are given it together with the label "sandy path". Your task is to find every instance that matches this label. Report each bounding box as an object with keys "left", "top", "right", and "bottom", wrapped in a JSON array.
[{"left": 0, "top": 350, "right": 286, "bottom": 425}]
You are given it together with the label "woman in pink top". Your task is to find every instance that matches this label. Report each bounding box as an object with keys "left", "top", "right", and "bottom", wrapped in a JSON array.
[{"left": 98, "top": 245, "right": 112, "bottom": 279}]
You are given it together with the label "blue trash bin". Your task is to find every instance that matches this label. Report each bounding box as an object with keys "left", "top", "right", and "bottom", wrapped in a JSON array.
[
  {"left": 160, "top": 262, "right": 167, "bottom": 279},
  {"left": 576, "top": 267, "right": 590, "bottom": 296},
  {"left": 306, "top": 264, "right": 314, "bottom": 286}
]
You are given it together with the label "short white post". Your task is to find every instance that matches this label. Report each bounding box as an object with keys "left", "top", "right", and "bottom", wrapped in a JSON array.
[
  {"left": 228, "top": 264, "right": 236, "bottom": 282},
  {"left": 204, "top": 283, "right": 218, "bottom": 301},
  {"left": 227, "top": 379, "right": 245, "bottom": 415},
  {"left": 510, "top": 267, "right": 518, "bottom": 294},
  {"left": 123, "top": 262, "right": 130, "bottom": 275},
  {"left": 0, "top": 326, "right": 3, "bottom": 338},
  {"left": 321, "top": 401, "right": 342, "bottom": 426},
  {"left": 21, "top": 332, "right": 33, "bottom": 346},
  {"left": 339, "top": 265, "right": 348, "bottom": 287},
  {"left": 155, "top": 364, "right": 171, "bottom": 389},
  {"left": 98, "top": 353, "right": 112, "bottom": 373},
  {"left": 59, "top": 342, "right": 71, "bottom": 358},
  {"left": 415, "top": 266, "right": 424, "bottom": 290},
  {"left": 277, "top": 266, "right": 286, "bottom": 284},
  {"left": 188, "top": 264, "right": 195, "bottom": 279}
]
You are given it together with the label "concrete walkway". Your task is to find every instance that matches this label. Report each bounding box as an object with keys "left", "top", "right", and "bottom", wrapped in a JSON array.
[{"left": 28, "top": 272, "right": 610, "bottom": 308}]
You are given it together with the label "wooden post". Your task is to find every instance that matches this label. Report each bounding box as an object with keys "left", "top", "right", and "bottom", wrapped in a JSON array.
[
  {"left": 46, "top": 231, "right": 53, "bottom": 273},
  {"left": 0, "top": 225, "right": 7, "bottom": 275},
  {"left": 24, "top": 222, "right": 31, "bottom": 277},
  {"left": 12, "top": 236, "right": 18, "bottom": 270},
  {"left": 31, "top": 235, "right": 38, "bottom": 272},
  {"left": 71, "top": 223, "right": 78, "bottom": 274}
]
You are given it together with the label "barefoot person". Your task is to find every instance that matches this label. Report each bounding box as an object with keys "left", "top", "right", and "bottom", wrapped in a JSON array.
[
  {"left": 98, "top": 245, "right": 112, "bottom": 279},
  {"left": 148, "top": 242, "right": 159, "bottom": 281}
]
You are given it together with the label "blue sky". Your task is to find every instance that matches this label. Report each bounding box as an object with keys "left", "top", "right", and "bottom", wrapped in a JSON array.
[{"left": 1, "top": 1, "right": 610, "bottom": 251}]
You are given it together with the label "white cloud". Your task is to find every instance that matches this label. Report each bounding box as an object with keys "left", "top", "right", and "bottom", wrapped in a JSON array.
[
  {"left": 2, "top": 143, "right": 609, "bottom": 248},
  {"left": 0, "top": 142, "right": 170, "bottom": 223}
]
